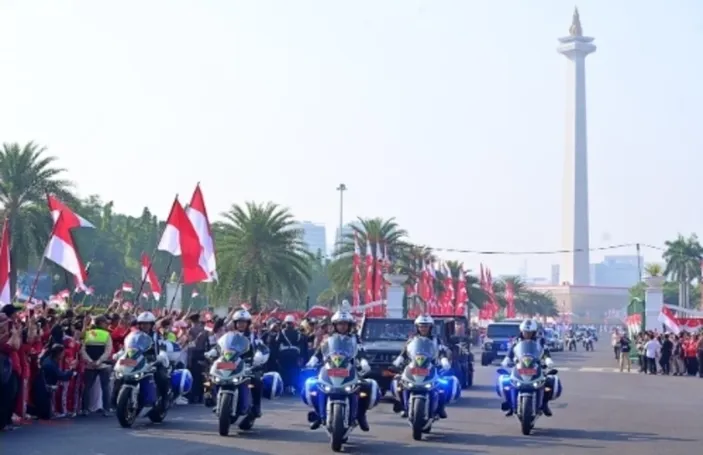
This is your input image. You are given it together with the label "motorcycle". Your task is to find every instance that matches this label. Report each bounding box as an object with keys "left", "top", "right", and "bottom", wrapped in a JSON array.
[
  {"left": 496, "top": 340, "right": 559, "bottom": 435},
  {"left": 566, "top": 337, "right": 577, "bottom": 351},
  {"left": 301, "top": 334, "right": 372, "bottom": 452},
  {"left": 583, "top": 337, "right": 594, "bottom": 351},
  {"left": 209, "top": 332, "right": 269, "bottom": 436},
  {"left": 114, "top": 332, "right": 171, "bottom": 428},
  {"left": 392, "top": 337, "right": 460, "bottom": 441}
]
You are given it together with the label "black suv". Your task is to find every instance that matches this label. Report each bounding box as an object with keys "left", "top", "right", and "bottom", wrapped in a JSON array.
[
  {"left": 359, "top": 317, "right": 416, "bottom": 395},
  {"left": 434, "top": 316, "right": 474, "bottom": 389},
  {"left": 480, "top": 321, "right": 521, "bottom": 366}
]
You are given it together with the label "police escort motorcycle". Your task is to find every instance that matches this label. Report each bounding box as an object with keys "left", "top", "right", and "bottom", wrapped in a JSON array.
[
  {"left": 301, "top": 334, "right": 377, "bottom": 452},
  {"left": 495, "top": 340, "right": 561, "bottom": 435},
  {"left": 207, "top": 332, "right": 283, "bottom": 436},
  {"left": 391, "top": 337, "right": 461, "bottom": 441},
  {"left": 114, "top": 332, "right": 182, "bottom": 428}
]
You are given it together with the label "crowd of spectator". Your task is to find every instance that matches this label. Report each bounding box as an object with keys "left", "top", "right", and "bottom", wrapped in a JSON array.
[{"left": 611, "top": 329, "right": 703, "bottom": 376}]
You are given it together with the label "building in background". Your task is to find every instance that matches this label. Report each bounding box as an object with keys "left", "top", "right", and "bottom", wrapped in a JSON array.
[
  {"left": 293, "top": 221, "right": 327, "bottom": 257},
  {"left": 331, "top": 222, "right": 359, "bottom": 255},
  {"left": 592, "top": 255, "right": 641, "bottom": 288}
]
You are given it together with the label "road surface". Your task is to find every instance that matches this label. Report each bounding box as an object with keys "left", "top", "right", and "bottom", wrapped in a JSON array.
[{"left": 4, "top": 342, "right": 700, "bottom": 455}]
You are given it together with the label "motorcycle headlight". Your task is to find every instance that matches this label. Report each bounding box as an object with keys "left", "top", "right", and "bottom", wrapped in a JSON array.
[
  {"left": 344, "top": 385, "right": 353, "bottom": 392},
  {"left": 321, "top": 384, "right": 332, "bottom": 393},
  {"left": 213, "top": 376, "right": 221, "bottom": 384},
  {"left": 424, "top": 383, "right": 432, "bottom": 389}
]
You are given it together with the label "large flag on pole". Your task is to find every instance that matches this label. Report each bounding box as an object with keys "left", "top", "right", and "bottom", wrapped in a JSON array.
[
  {"left": 45, "top": 211, "right": 89, "bottom": 286},
  {"left": 187, "top": 184, "right": 218, "bottom": 282},
  {"left": 141, "top": 253, "right": 162, "bottom": 300},
  {"left": 157, "top": 198, "right": 208, "bottom": 285}
]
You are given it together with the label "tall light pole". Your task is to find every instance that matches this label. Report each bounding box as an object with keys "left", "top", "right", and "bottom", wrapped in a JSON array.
[{"left": 336, "top": 183, "right": 347, "bottom": 252}]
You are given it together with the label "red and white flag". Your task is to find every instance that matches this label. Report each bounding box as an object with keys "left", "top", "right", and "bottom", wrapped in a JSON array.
[
  {"left": 122, "top": 282, "right": 134, "bottom": 292},
  {"left": 0, "top": 219, "right": 10, "bottom": 305},
  {"left": 157, "top": 198, "right": 208, "bottom": 285},
  {"left": 44, "top": 211, "right": 89, "bottom": 287},
  {"left": 141, "top": 253, "right": 162, "bottom": 300},
  {"left": 47, "top": 194, "right": 94, "bottom": 228},
  {"left": 186, "top": 184, "right": 218, "bottom": 282}
]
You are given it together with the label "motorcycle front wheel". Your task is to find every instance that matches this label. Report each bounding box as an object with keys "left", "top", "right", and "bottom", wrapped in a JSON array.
[
  {"left": 411, "top": 396, "right": 426, "bottom": 441},
  {"left": 218, "top": 393, "right": 233, "bottom": 436},
  {"left": 519, "top": 395, "right": 534, "bottom": 436},
  {"left": 330, "top": 402, "right": 347, "bottom": 452},
  {"left": 116, "top": 387, "right": 137, "bottom": 428}
]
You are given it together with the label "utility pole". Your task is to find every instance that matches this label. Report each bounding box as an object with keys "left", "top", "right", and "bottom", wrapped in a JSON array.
[{"left": 336, "top": 183, "right": 347, "bottom": 253}]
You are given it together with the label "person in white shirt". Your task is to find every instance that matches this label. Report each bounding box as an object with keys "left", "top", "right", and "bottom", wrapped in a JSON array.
[
  {"left": 644, "top": 334, "right": 661, "bottom": 375},
  {"left": 611, "top": 330, "right": 621, "bottom": 361}
]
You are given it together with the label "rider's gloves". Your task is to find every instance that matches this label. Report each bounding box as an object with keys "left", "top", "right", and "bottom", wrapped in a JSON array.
[
  {"left": 253, "top": 351, "right": 268, "bottom": 366},
  {"left": 545, "top": 358, "right": 554, "bottom": 368},
  {"left": 440, "top": 358, "right": 451, "bottom": 370},
  {"left": 392, "top": 355, "right": 404, "bottom": 368},
  {"left": 156, "top": 351, "right": 170, "bottom": 368},
  {"left": 359, "top": 358, "right": 371, "bottom": 374},
  {"left": 501, "top": 357, "right": 512, "bottom": 368},
  {"left": 305, "top": 356, "right": 319, "bottom": 368},
  {"left": 204, "top": 348, "right": 218, "bottom": 359}
]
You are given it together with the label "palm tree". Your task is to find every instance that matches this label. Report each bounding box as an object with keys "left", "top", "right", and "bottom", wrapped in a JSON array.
[
  {"left": 663, "top": 234, "right": 703, "bottom": 308},
  {"left": 213, "top": 202, "right": 313, "bottom": 309},
  {"left": 0, "top": 142, "right": 75, "bottom": 295},
  {"left": 444, "top": 260, "right": 490, "bottom": 310},
  {"left": 327, "top": 217, "right": 410, "bottom": 292},
  {"left": 644, "top": 263, "right": 663, "bottom": 277}
]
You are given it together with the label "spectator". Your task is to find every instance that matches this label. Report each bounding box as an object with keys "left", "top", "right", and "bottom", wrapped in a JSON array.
[
  {"left": 33, "top": 344, "right": 75, "bottom": 419},
  {"left": 643, "top": 333, "right": 660, "bottom": 375},
  {"left": 672, "top": 335, "right": 685, "bottom": 375},
  {"left": 659, "top": 334, "right": 673, "bottom": 375},
  {"left": 618, "top": 332, "right": 632, "bottom": 373}
]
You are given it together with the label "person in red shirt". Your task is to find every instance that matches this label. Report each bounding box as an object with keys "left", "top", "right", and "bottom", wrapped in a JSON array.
[
  {"left": 109, "top": 314, "right": 129, "bottom": 353},
  {"left": 0, "top": 309, "right": 21, "bottom": 430}
]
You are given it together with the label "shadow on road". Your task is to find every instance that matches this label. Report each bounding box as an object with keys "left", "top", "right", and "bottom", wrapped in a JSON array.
[
  {"left": 538, "top": 428, "right": 696, "bottom": 442},
  {"left": 429, "top": 431, "right": 601, "bottom": 449}
]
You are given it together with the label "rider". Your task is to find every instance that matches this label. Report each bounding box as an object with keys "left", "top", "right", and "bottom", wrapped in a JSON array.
[
  {"left": 305, "top": 310, "right": 373, "bottom": 432},
  {"left": 500, "top": 319, "right": 555, "bottom": 417},
  {"left": 391, "top": 314, "right": 451, "bottom": 419},
  {"left": 221, "top": 309, "right": 266, "bottom": 418}
]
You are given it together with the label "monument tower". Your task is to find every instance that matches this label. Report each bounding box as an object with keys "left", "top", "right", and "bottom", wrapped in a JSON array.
[{"left": 557, "top": 7, "right": 595, "bottom": 286}]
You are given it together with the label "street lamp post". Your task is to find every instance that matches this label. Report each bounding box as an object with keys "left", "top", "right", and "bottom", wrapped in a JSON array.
[{"left": 336, "top": 183, "right": 347, "bottom": 251}]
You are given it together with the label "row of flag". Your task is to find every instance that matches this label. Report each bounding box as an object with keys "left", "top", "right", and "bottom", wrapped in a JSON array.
[{"left": 0, "top": 184, "right": 219, "bottom": 308}]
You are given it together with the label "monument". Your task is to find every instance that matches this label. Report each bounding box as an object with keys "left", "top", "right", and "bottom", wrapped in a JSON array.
[
  {"left": 557, "top": 7, "right": 595, "bottom": 287},
  {"left": 530, "top": 9, "right": 629, "bottom": 322}
]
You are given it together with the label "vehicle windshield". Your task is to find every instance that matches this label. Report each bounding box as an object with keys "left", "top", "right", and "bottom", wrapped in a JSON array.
[
  {"left": 218, "top": 333, "right": 251, "bottom": 354},
  {"left": 124, "top": 332, "right": 153, "bottom": 353},
  {"left": 361, "top": 319, "right": 416, "bottom": 341},
  {"left": 407, "top": 337, "right": 438, "bottom": 360},
  {"left": 513, "top": 340, "right": 543, "bottom": 360},
  {"left": 486, "top": 324, "right": 520, "bottom": 339},
  {"left": 322, "top": 334, "right": 357, "bottom": 358}
]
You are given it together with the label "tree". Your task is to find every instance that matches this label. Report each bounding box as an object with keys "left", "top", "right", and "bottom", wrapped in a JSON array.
[
  {"left": 0, "top": 142, "right": 76, "bottom": 296},
  {"left": 212, "top": 202, "right": 313, "bottom": 309},
  {"left": 663, "top": 234, "right": 703, "bottom": 308},
  {"left": 327, "top": 217, "right": 410, "bottom": 292}
]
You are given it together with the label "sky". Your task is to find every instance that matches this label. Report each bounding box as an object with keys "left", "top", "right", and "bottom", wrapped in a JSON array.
[{"left": 1, "top": 0, "right": 701, "bottom": 279}]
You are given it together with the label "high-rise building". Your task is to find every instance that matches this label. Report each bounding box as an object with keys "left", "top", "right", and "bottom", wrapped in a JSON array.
[
  {"left": 293, "top": 221, "right": 327, "bottom": 257},
  {"left": 592, "top": 255, "right": 641, "bottom": 288},
  {"left": 557, "top": 7, "right": 595, "bottom": 286}
]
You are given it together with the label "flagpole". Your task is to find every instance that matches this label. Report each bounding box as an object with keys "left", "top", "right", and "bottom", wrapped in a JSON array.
[
  {"left": 167, "top": 270, "right": 184, "bottom": 312},
  {"left": 135, "top": 194, "right": 178, "bottom": 303},
  {"left": 152, "top": 256, "right": 174, "bottom": 310},
  {"left": 27, "top": 211, "right": 63, "bottom": 305}
]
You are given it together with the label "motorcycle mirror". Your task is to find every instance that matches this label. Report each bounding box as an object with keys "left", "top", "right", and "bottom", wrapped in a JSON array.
[
  {"left": 547, "top": 369, "right": 558, "bottom": 376},
  {"left": 496, "top": 368, "right": 509, "bottom": 375}
]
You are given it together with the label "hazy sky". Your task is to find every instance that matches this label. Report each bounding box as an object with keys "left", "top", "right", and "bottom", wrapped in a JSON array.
[{"left": 1, "top": 1, "right": 701, "bottom": 278}]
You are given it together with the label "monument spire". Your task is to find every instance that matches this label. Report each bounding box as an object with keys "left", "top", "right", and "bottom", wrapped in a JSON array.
[
  {"left": 557, "top": 8, "right": 596, "bottom": 286},
  {"left": 569, "top": 7, "right": 583, "bottom": 36}
]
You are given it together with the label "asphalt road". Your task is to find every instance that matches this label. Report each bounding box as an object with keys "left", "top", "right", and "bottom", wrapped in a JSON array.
[{"left": 4, "top": 342, "right": 701, "bottom": 455}]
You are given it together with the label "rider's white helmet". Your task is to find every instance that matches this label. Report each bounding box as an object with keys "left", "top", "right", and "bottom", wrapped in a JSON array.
[
  {"left": 136, "top": 311, "right": 156, "bottom": 323},
  {"left": 519, "top": 319, "right": 539, "bottom": 333},
  {"left": 283, "top": 314, "right": 296, "bottom": 324},
  {"left": 414, "top": 314, "right": 434, "bottom": 326},
  {"left": 330, "top": 310, "right": 354, "bottom": 324},
  {"left": 232, "top": 309, "right": 252, "bottom": 322}
]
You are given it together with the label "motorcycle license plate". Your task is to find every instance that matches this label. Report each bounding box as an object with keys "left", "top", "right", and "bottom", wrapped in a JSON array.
[
  {"left": 119, "top": 359, "right": 137, "bottom": 367},
  {"left": 327, "top": 368, "right": 349, "bottom": 378},
  {"left": 410, "top": 367, "right": 429, "bottom": 376},
  {"left": 517, "top": 368, "right": 537, "bottom": 376},
  {"left": 216, "top": 362, "right": 236, "bottom": 370}
]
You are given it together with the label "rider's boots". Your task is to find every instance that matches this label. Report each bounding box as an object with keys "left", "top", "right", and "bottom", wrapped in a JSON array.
[
  {"left": 542, "top": 401, "right": 552, "bottom": 417},
  {"left": 437, "top": 397, "right": 448, "bottom": 419},
  {"left": 357, "top": 396, "right": 370, "bottom": 432},
  {"left": 307, "top": 411, "right": 321, "bottom": 430},
  {"left": 501, "top": 401, "right": 513, "bottom": 416},
  {"left": 251, "top": 385, "right": 263, "bottom": 418}
]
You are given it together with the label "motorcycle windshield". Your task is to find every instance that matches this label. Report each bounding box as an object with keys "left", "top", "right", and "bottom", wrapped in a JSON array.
[
  {"left": 322, "top": 334, "right": 357, "bottom": 359},
  {"left": 407, "top": 337, "right": 438, "bottom": 360},
  {"left": 513, "top": 340, "right": 542, "bottom": 360},
  {"left": 217, "top": 332, "right": 251, "bottom": 355},
  {"left": 123, "top": 332, "right": 153, "bottom": 354}
]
